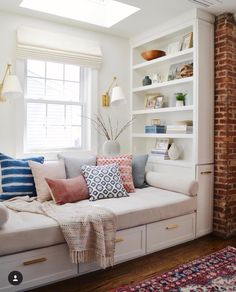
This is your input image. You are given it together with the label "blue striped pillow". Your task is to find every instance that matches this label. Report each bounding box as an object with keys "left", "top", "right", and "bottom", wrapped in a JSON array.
[{"left": 0, "top": 153, "right": 44, "bottom": 200}]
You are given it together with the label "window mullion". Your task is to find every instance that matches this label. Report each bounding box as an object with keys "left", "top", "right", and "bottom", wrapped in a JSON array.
[{"left": 25, "top": 60, "right": 86, "bottom": 152}]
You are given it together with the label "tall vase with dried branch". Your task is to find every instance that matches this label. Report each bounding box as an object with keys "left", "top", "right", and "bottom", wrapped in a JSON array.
[{"left": 89, "top": 114, "right": 134, "bottom": 156}]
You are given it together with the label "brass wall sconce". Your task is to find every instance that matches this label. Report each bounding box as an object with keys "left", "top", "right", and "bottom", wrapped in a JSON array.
[
  {"left": 102, "top": 76, "right": 126, "bottom": 107},
  {"left": 0, "top": 64, "right": 22, "bottom": 102}
]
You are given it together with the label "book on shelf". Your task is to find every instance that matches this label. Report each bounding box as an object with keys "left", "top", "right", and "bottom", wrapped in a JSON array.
[
  {"left": 149, "top": 153, "right": 170, "bottom": 160},
  {"left": 166, "top": 125, "right": 193, "bottom": 134},
  {"left": 150, "top": 148, "right": 170, "bottom": 160}
]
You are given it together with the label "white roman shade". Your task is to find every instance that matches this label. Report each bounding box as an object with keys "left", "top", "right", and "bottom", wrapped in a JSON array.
[{"left": 16, "top": 27, "right": 102, "bottom": 69}]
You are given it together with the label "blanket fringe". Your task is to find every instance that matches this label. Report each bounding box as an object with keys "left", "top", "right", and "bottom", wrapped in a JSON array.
[{"left": 70, "top": 250, "right": 114, "bottom": 269}]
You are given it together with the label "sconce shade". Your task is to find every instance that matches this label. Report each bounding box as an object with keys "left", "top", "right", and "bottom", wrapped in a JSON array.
[
  {"left": 2, "top": 74, "right": 22, "bottom": 99},
  {"left": 110, "top": 86, "right": 126, "bottom": 106}
]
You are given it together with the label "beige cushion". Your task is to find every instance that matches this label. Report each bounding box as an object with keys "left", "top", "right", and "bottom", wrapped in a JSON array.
[
  {"left": 0, "top": 187, "right": 196, "bottom": 256},
  {"left": 146, "top": 171, "right": 198, "bottom": 197},
  {"left": 29, "top": 160, "right": 66, "bottom": 202},
  {"left": 0, "top": 203, "right": 9, "bottom": 227}
]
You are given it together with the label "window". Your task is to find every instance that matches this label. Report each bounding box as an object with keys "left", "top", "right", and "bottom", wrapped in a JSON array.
[{"left": 24, "top": 60, "right": 89, "bottom": 151}]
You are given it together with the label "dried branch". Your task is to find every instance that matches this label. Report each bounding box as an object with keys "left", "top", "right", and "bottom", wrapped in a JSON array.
[{"left": 83, "top": 114, "right": 135, "bottom": 141}]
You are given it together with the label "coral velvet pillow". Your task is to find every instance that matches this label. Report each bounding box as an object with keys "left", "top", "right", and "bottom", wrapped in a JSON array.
[
  {"left": 97, "top": 154, "right": 135, "bottom": 193},
  {"left": 45, "top": 176, "right": 89, "bottom": 205}
]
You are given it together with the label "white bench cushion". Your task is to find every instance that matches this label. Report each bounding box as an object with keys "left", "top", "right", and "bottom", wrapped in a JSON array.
[{"left": 0, "top": 187, "right": 196, "bottom": 256}]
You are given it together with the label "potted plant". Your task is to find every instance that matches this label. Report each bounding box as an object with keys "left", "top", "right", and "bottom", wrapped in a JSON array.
[{"left": 175, "top": 92, "right": 186, "bottom": 107}]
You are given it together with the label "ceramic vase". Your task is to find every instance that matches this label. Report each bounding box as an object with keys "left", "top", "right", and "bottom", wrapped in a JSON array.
[
  {"left": 168, "top": 143, "right": 180, "bottom": 160},
  {"left": 142, "top": 76, "right": 152, "bottom": 86},
  {"left": 103, "top": 140, "right": 120, "bottom": 156},
  {"left": 176, "top": 100, "right": 184, "bottom": 107}
]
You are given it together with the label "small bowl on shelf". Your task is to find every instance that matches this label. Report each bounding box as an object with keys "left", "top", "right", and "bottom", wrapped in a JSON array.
[{"left": 141, "top": 50, "right": 166, "bottom": 61}]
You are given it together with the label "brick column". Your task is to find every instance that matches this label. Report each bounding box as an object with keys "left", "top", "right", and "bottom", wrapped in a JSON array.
[{"left": 214, "top": 13, "right": 236, "bottom": 238}]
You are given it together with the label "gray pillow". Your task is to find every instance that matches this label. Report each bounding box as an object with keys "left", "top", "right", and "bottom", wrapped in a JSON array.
[
  {"left": 132, "top": 155, "right": 148, "bottom": 188},
  {"left": 58, "top": 154, "right": 96, "bottom": 178}
]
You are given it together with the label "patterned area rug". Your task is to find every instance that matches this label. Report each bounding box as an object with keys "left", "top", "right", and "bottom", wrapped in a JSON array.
[{"left": 113, "top": 246, "right": 236, "bottom": 292}]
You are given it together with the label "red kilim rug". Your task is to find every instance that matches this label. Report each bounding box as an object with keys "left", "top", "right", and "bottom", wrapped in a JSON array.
[{"left": 113, "top": 246, "right": 236, "bottom": 292}]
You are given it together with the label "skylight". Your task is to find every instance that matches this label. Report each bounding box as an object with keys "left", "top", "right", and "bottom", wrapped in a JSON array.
[{"left": 20, "top": 0, "right": 140, "bottom": 28}]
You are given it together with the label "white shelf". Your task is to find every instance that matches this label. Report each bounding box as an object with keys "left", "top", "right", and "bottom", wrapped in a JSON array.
[
  {"left": 132, "top": 105, "right": 193, "bottom": 115},
  {"left": 132, "top": 133, "right": 193, "bottom": 139},
  {"left": 147, "top": 158, "right": 193, "bottom": 168},
  {"left": 133, "top": 77, "right": 193, "bottom": 93},
  {"left": 133, "top": 48, "right": 193, "bottom": 70}
]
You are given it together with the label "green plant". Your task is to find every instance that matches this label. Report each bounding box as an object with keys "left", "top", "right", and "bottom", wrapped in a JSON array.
[{"left": 175, "top": 92, "right": 187, "bottom": 101}]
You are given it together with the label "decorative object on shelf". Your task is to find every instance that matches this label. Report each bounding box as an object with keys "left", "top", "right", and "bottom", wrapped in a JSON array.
[
  {"left": 176, "top": 120, "right": 193, "bottom": 126},
  {"left": 152, "top": 73, "right": 163, "bottom": 83},
  {"left": 151, "top": 119, "right": 161, "bottom": 126},
  {"left": 167, "top": 41, "right": 181, "bottom": 55},
  {"left": 141, "top": 50, "right": 166, "bottom": 61},
  {"left": 180, "top": 63, "right": 193, "bottom": 78},
  {"left": 168, "top": 60, "right": 193, "bottom": 81},
  {"left": 168, "top": 143, "right": 180, "bottom": 160},
  {"left": 142, "top": 75, "right": 152, "bottom": 86},
  {"left": 145, "top": 125, "right": 166, "bottom": 134},
  {"left": 150, "top": 138, "right": 170, "bottom": 160},
  {"left": 175, "top": 92, "right": 186, "bottom": 107},
  {"left": 102, "top": 76, "right": 126, "bottom": 107},
  {"left": 0, "top": 64, "right": 22, "bottom": 102},
  {"left": 181, "top": 32, "right": 193, "bottom": 51},
  {"left": 155, "top": 96, "right": 164, "bottom": 108},
  {"left": 103, "top": 140, "right": 120, "bottom": 156},
  {"left": 88, "top": 114, "right": 134, "bottom": 156},
  {"left": 155, "top": 138, "right": 170, "bottom": 150},
  {"left": 145, "top": 95, "right": 156, "bottom": 108}
]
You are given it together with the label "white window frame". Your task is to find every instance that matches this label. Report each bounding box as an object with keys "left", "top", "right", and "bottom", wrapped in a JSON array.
[{"left": 15, "top": 59, "right": 96, "bottom": 159}]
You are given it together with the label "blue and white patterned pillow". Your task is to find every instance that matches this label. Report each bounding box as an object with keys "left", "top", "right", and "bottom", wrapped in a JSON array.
[
  {"left": 0, "top": 153, "right": 44, "bottom": 200},
  {"left": 82, "top": 163, "right": 128, "bottom": 201}
]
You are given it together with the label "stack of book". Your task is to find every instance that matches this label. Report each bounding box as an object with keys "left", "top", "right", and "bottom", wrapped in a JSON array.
[
  {"left": 166, "top": 125, "right": 193, "bottom": 134},
  {"left": 150, "top": 148, "right": 170, "bottom": 160},
  {"left": 145, "top": 125, "right": 166, "bottom": 134}
]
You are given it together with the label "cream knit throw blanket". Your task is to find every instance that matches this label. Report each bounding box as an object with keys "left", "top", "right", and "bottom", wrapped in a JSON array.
[{"left": 4, "top": 196, "right": 117, "bottom": 268}]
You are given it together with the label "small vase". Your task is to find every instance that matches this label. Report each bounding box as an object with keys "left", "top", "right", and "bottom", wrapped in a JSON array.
[
  {"left": 168, "top": 143, "right": 180, "bottom": 160},
  {"left": 142, "top": 76, "right": 152, "bottom": 86},
  {"left": 176, "top": 100, "right": 184, "bottom": 107},
  {"left": 103, "top": 140, "right": 120, "bottom": 156}
]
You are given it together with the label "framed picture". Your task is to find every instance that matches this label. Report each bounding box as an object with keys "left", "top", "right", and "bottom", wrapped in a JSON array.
[
  {"left": 181, "top": 32, "right": 193, "bottom": 51},
  {"left": 167, "top": 41, "right": 180, "bottom": 55},
  {"left": 168, "top": 60, "right": 193, "bottom": 81},
  {"left": 155, "top": 138, "right": 170, "bottom": 151},
  {"left": 145, "top": 95, "right": 157, "bottom": 108},
  {"left": 155, "top": 96, "right": 164, "bottom": 108}
]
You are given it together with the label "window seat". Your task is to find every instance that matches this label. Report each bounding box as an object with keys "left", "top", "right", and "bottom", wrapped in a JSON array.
[{"left": 0, "top": 187, "right": 196, "bottom": 257}]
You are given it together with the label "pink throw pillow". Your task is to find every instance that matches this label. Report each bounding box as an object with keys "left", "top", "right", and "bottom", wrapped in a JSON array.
[
  {"left": 45, "top": 175, "right": 89, "bottom": 205},
  {"left": 97, "top": 155, "right": 135, "bottom": 193}
]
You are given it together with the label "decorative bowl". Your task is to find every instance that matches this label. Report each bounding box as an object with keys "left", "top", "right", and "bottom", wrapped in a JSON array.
[{"left": 141, "top": 50, "right": 166, "bottom": 61}]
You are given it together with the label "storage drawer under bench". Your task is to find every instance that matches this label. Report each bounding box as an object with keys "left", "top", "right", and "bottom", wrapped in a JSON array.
[
  {"left": 0, "top": 244, "right": 77, "bottom": 291},
  {"left": 147, "top": 213, "right": 196, "bottom": 253},
  {"left": 79, "top": 225, "right": 146, "bottom": 274}
]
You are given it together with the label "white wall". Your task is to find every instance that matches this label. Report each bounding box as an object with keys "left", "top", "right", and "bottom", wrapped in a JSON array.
[{"left": 0, "top": 11, "right": 130, "bottom": 158}]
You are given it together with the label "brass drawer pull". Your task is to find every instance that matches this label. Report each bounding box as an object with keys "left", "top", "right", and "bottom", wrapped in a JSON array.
[
  {"left": 23, "top": 257, "right": 47, "bottom": 266},
  {"left": 166, "top": 224, "right": 179, "bottom": 230},
  {"left": 200, "top": 171, "right": 212, "bottom": 175},
  {"left": 115, "top": 237, "right": 124, "bottom": 243}
]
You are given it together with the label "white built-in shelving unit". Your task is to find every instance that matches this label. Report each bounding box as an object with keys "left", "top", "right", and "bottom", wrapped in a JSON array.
[{"left": 130, "top": 9, "right": 215, "bottom": 237}]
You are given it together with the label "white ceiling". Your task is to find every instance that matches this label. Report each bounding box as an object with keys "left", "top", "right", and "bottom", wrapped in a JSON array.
[{"left": 0, "top": 0, "right": 235, "bottom": 38}]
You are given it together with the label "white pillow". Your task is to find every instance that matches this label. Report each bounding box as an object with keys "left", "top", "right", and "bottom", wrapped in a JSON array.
[
  {"left": 29, "top": 160, "right": 66, "bottom": 202},
  {"left": 0, "top": 203, "right": 9, "bottom": 227},
  {"left": 146, "top": 171, "right": 198, "bottom": 197}
]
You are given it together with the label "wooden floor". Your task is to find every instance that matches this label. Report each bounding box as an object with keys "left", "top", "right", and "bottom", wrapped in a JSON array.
[{"left": 33, "top": 235, "right": 236, "bottom": 292}]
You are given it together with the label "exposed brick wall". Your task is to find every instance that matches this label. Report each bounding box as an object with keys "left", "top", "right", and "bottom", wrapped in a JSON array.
[{"left": 214, "top": 13, "right": 236, "bottom": 238}]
